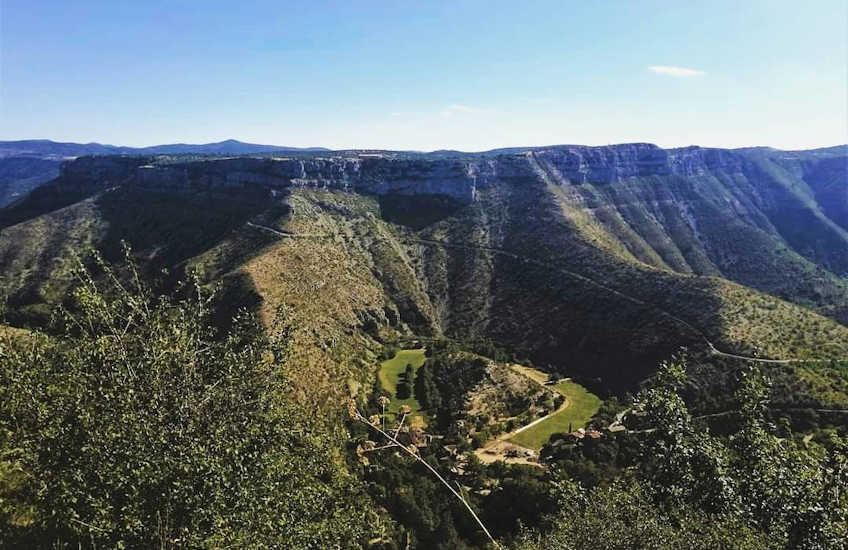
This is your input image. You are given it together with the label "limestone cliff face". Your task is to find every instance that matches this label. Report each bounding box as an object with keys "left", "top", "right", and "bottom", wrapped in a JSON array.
[
  {"left": 31, "top": 144, "right": 848, "bottom": 288},
  {"left": 530, "top": 144, "right": 745, "bottom": 184},
  {"left": 49, "top": 143, "right": 772, "bottom": 201},
  {"left": 127, "top": 154, "right": 536, "bottom": 203},
  {"left": 134, "top": 157, "right": 488, "bottom": 204}
]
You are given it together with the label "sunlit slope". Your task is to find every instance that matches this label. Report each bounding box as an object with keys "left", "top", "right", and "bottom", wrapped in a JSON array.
[
  {"left": 0, "top": 187, "right": 271, "bottom": 325},
  {"left": 402, "top": 175, "right": 848, "bottom": 388},
  {"left": 0, "top": 197, "right": 106, "bottom": 323},
  {"left": 528, "top": 149, "right": 848, "bottom": 324},
  {"left": 217, "top": 185, "right": 848, "bottom": 395},
  {"left": 191, "top": 190, "right": 442, "bottom": 407},
  {"left": 0, "top": 146, "right": 846, "bottom": 400}
]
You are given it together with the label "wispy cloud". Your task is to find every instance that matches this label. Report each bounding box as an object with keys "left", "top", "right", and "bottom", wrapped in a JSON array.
[
  {"left": 648, "top": 65, "right": 705, "bottom": 77},
  {"left": 440, "top": 103, "right": 482, "bottom": 117}
]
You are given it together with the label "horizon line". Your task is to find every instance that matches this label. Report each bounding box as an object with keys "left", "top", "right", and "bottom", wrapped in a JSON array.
[{"left": 2, "top": 137, "right": 846, "bottom": 155}]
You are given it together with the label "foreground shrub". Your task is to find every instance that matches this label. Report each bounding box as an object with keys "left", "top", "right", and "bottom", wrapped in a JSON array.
[{"left": 0, "top": 252, "right": 371, "bottom": 548}]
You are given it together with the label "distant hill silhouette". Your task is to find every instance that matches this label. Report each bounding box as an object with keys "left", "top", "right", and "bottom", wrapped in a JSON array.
[{"left": 0, "top": 138, "right": 330, "bottom": 158}]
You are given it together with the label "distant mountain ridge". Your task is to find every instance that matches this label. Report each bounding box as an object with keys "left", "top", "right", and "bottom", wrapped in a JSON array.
[
  {"left": 2, "top": 138, "right": 844, "bottom": 160},
  {"left": 0, "top": 138, "right": 330, "bottom": 159},
  {"left": 0, "top": 139, "right": 331, "bottom": 206}
]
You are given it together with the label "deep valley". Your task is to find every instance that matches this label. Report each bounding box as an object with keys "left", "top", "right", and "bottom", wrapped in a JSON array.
[{"left": 2, "top": 141, "right": 847, "bottom": 549}]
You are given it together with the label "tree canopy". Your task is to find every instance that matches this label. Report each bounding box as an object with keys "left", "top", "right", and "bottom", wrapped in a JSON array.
[
  {"left": 512, "top": 358, "right": 848, "bottom": 550},
  {"left": 0, "top": 252, "right": 373, "bottom": 548}
]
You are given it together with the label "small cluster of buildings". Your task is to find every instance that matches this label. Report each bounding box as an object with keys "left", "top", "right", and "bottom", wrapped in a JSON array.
[{"left": 569, "top": 427, "right": 603, "bottom": 439}]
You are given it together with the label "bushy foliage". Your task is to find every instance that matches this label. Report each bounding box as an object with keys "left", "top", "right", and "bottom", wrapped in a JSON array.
[
  {"left": 0, "top": 251, "right": 372, "bottom": 548},
  {"left": 513, "top": 357, "right": 848, "bottom": 550},
  {"left": 362, "top": 450, "right": 484, "bottom": 550},
  {"left": 511, "top": 480, "right": 777, "bottom": 550},
  {"left": 425, "top": 352, "right": 489, "bottom": 429}
]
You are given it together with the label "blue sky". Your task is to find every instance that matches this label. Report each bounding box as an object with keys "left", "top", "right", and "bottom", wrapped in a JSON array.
[{"left": 1, "top": 0, "right": 846, "bottom": 150}]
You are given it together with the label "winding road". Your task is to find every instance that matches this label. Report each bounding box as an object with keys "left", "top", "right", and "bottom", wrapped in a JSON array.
[
  {"left": 403, "top": 237, "right": 841, "bottom": 365},
  {"left": 247, "top": 221, "right": 327, "bottom": 239},
  {"left": 246, "top": 220, "right": 846, "bottom": 366}
]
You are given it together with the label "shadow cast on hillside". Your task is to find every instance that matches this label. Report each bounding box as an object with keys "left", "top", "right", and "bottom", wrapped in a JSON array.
[{"left": 378, "top": 194, "right": 464, "bottom": 230}]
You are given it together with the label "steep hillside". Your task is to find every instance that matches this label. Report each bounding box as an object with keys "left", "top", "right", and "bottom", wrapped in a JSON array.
[
  {"left": 0, "top": 157, "right": 62, "bottom": 207},
  {"left": 525, "top": 146, "right": 848, "bottom": 322},
  {"left": 402, "top": 170, "right": 847, "bottom": 387},
  {"left": 0, "top": 140, "right": 332, "bottom": 208},
  {"left": 0, "top": 143, "right": 846, "bottom": 400},
  {"left": 0, "top": 186, "right": 271, "bottom": 326}
]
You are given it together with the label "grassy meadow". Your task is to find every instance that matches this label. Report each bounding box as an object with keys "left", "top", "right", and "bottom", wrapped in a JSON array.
[
  {"left": 509, "top": 377, "right": 602, "bottom": 450},
  {"left": 377, "top": 348, "right": 428, "bottom": 427}
]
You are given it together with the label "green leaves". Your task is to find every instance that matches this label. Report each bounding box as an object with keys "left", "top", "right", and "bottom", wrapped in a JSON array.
[
  {"left": 515, "top": 355, "right": 848, "bottom": 550},
  {"left": 0, "top": 252, "right": 373, "bottom": 548}
]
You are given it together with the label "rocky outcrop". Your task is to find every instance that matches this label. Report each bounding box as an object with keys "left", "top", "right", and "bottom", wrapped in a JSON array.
[
  {"left": 530, "top": 144, "right": 746, "bottom": 184},
  {"left": 50, "top": 143, "right": 760, "bottom": 202},
  {"left": 79, "top": 156, "right": 485, "bottom": 204},
  {"left": 28, "top": 143, "right": 844, "bottom": 217}
]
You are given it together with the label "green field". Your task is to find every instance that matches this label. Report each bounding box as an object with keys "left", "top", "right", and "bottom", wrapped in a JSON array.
[
  {"left": 377, "top": 348, "right": 427, "bottom": 427},
  {"left": 509, "top": 379, "right": 602, "bottom": 450}
]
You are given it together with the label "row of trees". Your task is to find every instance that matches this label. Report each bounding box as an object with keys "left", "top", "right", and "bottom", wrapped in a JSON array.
[
  {"left": 414, "top": 361, "right": 442, "bottom": 412},
  {"left": 396, "top": 364, "right": 415, "bottom": 399}
]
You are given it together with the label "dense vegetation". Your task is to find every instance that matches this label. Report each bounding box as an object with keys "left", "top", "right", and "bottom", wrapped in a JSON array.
[
  {"left": 356, "top": 353, "right": 848, "bottom": 549},
  {"left": 415, "top": 343, "right": 558, "bottom": 443},
  {"left": 0, "top": 145, "right": 846, "bottom": 548},
  {"left": 512, "top": 359, "right": 848, "bottom": 550},
  {"left": 0, "top": 253, "right": 373, "bottom": 548}
]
